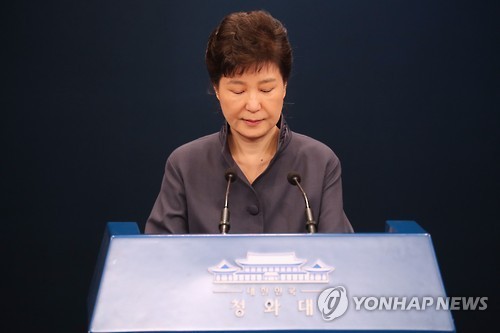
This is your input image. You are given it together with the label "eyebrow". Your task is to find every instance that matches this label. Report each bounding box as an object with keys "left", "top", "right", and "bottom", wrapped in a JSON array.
[{"left": 227, "top": 78, "right": 277, "bottom": 85}]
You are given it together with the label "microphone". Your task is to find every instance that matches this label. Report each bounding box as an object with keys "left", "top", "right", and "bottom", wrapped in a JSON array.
[
  {"left": 287, "top": 172, "right": 317, "bottom": 233},
  {"left": 219, "top": 169, "right": 237, "bottom": 234}
]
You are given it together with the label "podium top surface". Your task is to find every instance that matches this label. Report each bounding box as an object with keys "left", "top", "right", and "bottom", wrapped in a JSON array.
[{"left": 89, "top": 231, "right": 454, "bottom": 332}]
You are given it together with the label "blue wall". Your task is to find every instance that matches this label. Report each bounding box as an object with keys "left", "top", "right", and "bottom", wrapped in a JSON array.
[{"left": 5, "top": 0, "right": 497, "bottom": 331}]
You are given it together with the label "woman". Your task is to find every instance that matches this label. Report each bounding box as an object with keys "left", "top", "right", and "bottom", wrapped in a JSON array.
[{"left": 145, "top": 10, "right": 353, "bottom": 234}]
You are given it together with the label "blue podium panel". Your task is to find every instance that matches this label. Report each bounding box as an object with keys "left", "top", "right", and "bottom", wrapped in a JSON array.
[{"left": 88, "top": 228, "right": 454, "bottom": 332}]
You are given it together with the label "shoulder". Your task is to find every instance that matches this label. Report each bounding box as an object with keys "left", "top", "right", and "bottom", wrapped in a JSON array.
[
  {"left": 287, "top": 131, "right": 340, "bottom": 163},
  {"left": 167, "top": 133, "right": 221, "bottom": 165},
  {"left": 170, "top": 132, "right": 220, "bottom": 156}
]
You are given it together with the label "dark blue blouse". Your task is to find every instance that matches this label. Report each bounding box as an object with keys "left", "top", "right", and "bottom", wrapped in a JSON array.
[{"left": 146, "top": 118, "right": 353, "bottom": 234}]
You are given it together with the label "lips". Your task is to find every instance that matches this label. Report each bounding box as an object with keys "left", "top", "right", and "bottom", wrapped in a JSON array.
[{"left": 243, "top": 119, "right": 263, "bottom": 126}]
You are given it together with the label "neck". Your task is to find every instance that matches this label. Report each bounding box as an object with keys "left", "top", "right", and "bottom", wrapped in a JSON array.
[{"left": 229, "top": 127, "right": 279, "bottom": 161}]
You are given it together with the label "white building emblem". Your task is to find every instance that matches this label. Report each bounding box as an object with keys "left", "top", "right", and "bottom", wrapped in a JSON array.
[{"left": 208, "top": 252, "right": 334, "bottom": 284}]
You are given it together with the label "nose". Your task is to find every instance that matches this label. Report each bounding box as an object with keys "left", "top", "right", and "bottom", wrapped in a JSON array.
[{"left": 245, "top": 92, "right": 261, "bottom": 112}]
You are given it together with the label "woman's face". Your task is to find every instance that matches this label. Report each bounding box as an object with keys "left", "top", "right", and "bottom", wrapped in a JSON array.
[{"left": 215, "top": 63, "right": 287, "bottom": 143}]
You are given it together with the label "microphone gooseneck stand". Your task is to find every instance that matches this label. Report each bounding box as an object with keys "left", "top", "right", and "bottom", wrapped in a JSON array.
[
  {"left": 219, "top": 170, "right": 236, "bottom": 234},
  {"left": 287, "top": 172, "right": 317, "bottom": 234}
]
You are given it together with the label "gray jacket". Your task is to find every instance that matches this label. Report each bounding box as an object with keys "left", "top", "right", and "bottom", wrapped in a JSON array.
[{"left": 146, "top": 118, "right": 353, "bottom": 234}]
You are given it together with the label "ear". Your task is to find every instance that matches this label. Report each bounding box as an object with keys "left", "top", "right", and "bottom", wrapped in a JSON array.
[
  {"left": 283, "top": 82, "right": 287, "bottom": 99},
  {"left": 214, "top": 86, "right": 220, "bottom": 100}
]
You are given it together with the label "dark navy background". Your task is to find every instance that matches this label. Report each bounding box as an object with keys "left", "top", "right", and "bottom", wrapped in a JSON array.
[{"left": 5, "top": 0, "right": 498, "bottom": 331}]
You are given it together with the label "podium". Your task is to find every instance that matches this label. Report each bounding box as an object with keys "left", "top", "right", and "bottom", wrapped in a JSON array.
[{"left": 88, "top": 221, "right": 455, "bottom": 332}]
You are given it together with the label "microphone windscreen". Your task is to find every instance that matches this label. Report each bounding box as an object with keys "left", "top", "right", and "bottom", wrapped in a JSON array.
[
  {"left": 225, "top": 169, "right": 237, "bottom": 182},
  {"left": 287, "top": 172, "right": 301, "bottom": 185}
]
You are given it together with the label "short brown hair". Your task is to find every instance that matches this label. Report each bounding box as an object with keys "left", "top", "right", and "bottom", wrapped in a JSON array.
[{"left": 205, "top": 10, "right": 292, "bottom": 86}]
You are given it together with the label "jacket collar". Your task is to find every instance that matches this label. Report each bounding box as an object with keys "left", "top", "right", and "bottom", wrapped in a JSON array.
[{"left": 219, "top": 115, "right": 292, "bottom": 156}]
